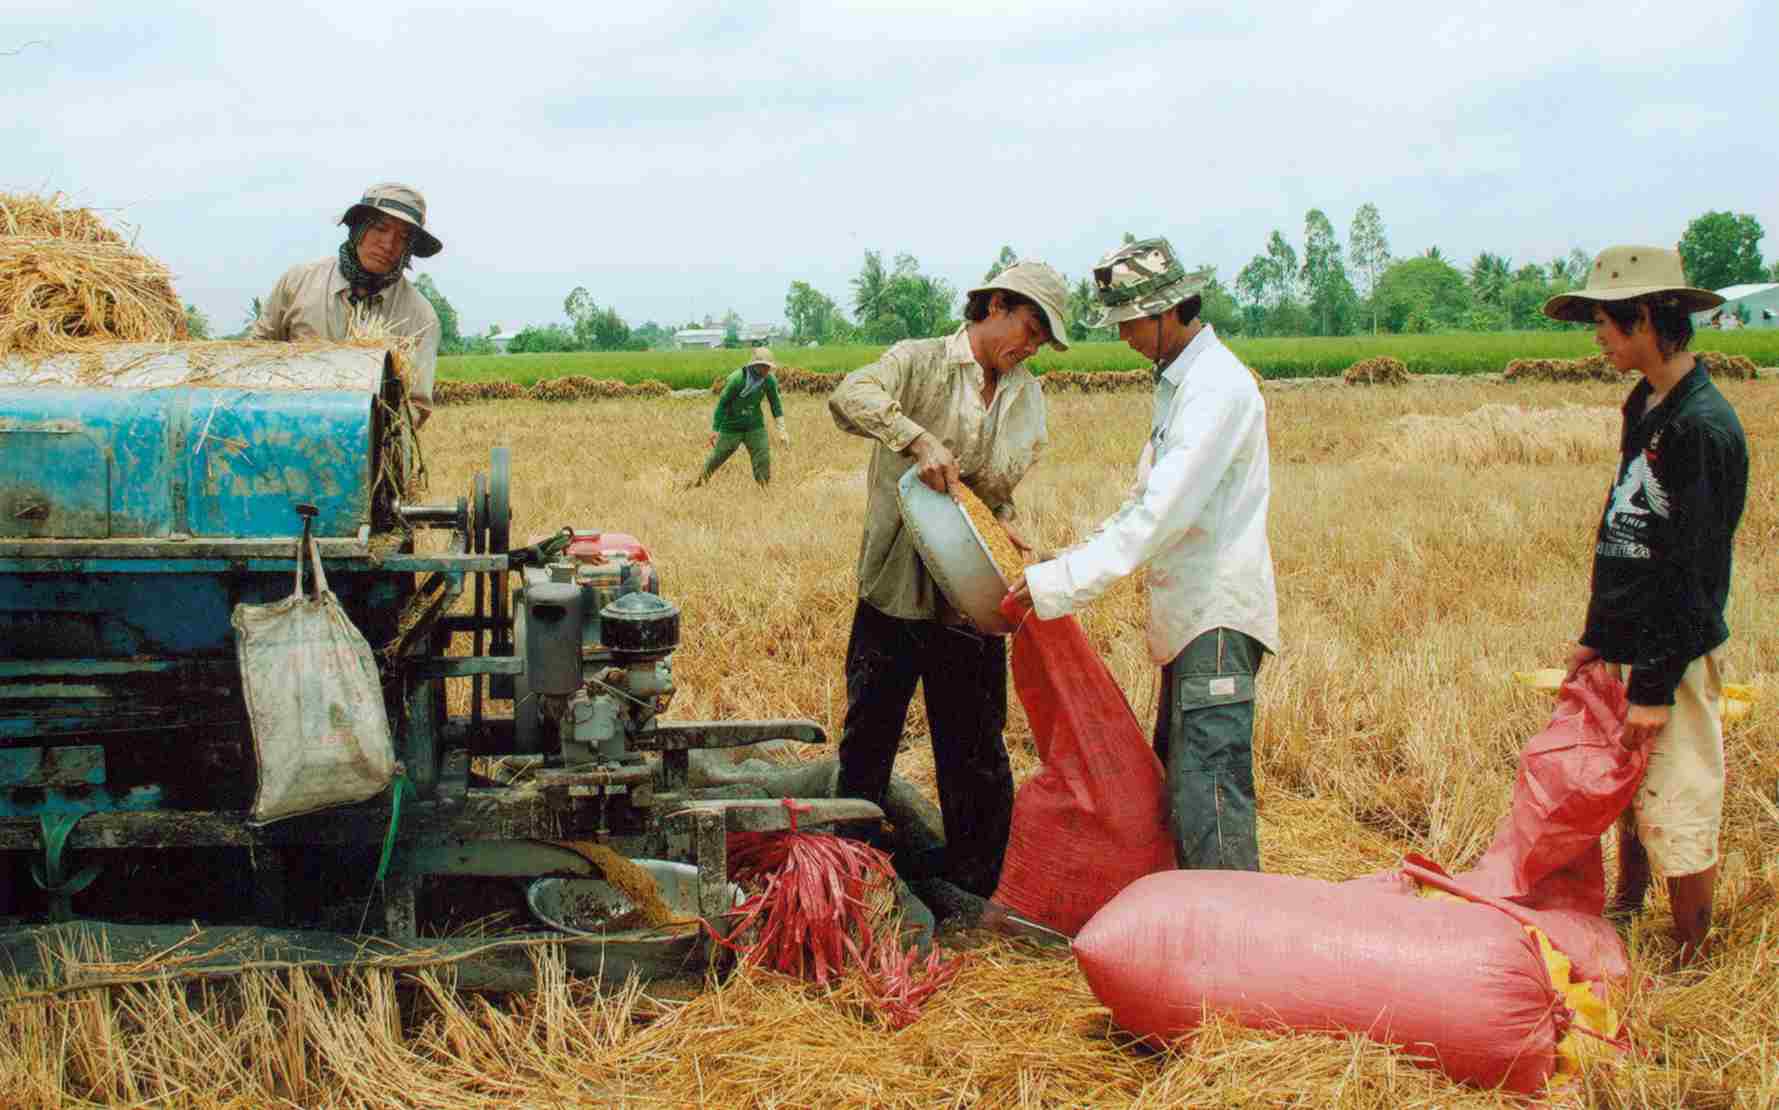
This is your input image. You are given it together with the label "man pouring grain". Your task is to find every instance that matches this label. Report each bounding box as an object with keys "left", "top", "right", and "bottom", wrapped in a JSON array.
[
  {"left": 252, "top": 183, "right": 443, "bottom": 424},
  {"left": 1009, "top": 237, "right": 1279, "bottom": 871},
  {"left": 828, "top": 259, "right": 1069, "bottom": 900}
]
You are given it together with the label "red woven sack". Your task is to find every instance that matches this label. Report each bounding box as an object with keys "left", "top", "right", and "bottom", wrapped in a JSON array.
[
  {"left": 989, "top": 597, "right": 1174, "bottom": 936},
  {"left": 1073, "top": 870, "right": 1564, "bottom": 1094},
  {"left": 1459, "top": 662, "right": 1644, "bottom": 915}
]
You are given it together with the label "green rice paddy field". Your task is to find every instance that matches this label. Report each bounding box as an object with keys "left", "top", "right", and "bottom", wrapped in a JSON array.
[{"left": 439, "top": 330, "right": 1779, "bottom": 388}]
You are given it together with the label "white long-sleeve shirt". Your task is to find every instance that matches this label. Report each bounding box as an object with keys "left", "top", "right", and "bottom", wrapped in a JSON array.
[{"left": 1024, "top": 324, "right": 1279, "bottom": 664}]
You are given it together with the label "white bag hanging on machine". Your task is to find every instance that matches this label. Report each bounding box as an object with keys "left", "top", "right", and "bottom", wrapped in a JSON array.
[{"left": 232, "top": 532, "right": 396, "bottom": 824}]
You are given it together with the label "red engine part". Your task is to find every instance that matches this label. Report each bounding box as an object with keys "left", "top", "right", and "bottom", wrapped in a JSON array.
[{"left": 562, "top": 531, "right": 657, "bottom": 591}]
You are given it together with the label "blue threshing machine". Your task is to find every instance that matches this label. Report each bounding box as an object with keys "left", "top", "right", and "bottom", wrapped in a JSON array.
[{"left": 0, "top": 343, "right": 877, "bottom": 985}]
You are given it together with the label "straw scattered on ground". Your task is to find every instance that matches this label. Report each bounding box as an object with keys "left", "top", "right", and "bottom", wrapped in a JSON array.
[
  {"left": 7, "top": 379, "right": 1777, "bottom": 1107},
  {"left": 1370, "top": 402, "right": 1620, "bottom": 466}
]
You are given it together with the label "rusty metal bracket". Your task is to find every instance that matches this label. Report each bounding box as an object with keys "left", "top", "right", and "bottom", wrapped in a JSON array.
[{"left": 630, "top": 720, "right": 827, "bottom": 751}]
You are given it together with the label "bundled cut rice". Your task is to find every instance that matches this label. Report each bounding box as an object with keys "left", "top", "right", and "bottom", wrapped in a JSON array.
[
  {"left": 1502, "top": 355, "right": 1624, "bottom": 383},
  {"left": 1344, "top": 355, "right": 1411, "bottom": 385},
  {"left": 0, "top": 192, "right": 187, "bottom": 354},
  {"left": 1696, "top": 351, "right": 1760, "bottom": 381}
]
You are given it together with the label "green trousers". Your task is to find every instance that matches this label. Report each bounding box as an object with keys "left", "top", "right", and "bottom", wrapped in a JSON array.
[
  {"left": 696, "top": 426, "right": 771, "bottom": 485},
  {"left": 1153, "top": 627, "right": 1266, "bottom": 870}
]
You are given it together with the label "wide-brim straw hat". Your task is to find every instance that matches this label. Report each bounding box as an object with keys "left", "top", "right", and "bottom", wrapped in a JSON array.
[
  {"left": 1541, "top": 245, "right": 1722, "bottom": 323},
  {"left": 967, "top": 260, "right": 1071, "bottom": 351},
  {"left": 340, "top": 182, "right": 443, "bottom": 258},
  {"left": 1089, "top": 237, "right": 1211, "bottom": 329},
  {"left": 743, "top": 346, "right": 779, "bottom": 370}
]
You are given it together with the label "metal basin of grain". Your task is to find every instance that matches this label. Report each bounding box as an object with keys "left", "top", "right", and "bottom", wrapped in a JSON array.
[
  {"left": 527, "top": 861, "right": 744, "bottom": 983},
  {"left": 895, "top": 468, "right": 1023, "bottom": 635}
]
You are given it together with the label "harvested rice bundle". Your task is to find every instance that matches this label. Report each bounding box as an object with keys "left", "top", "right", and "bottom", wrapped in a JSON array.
[
  {"left": 1503, "top": 355, "right": 1623, "bottom": 383},
  {"left": 1344, "top": 355, "right": 1411, "bottom": 386},
  {"left": 955, "top": 481, "right": 1026, "bottom": 582},
  {"left": 0, "top": 236, "right": 187, "bottom": 353},
  {"left": 1697, "top": 351, "right": 1760, "bottom": 381},
  {"left": 0, "top": 191, "right": 125, "bottom": 243}
]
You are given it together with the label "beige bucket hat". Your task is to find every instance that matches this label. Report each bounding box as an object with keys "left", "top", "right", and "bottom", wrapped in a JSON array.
[
  {"left": 340, "top": 182, "right": 443, "bottom": 258},
  {"left": 967, "top": 260, "right": 1071, "bottom": 351},
  {"left": 743, "top": 346, "right": 779, "bottom": 370},
  {"left": 1089, "top": 237, "right": 1212, "bottom": 328},
  {"left": 1541, "top": 245, "right": 1722, "bottom": 323}
]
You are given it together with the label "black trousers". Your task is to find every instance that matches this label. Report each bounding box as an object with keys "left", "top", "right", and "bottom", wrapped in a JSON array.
[{"left": 835, "top": 600, "right": 1013, "bottom": 897}]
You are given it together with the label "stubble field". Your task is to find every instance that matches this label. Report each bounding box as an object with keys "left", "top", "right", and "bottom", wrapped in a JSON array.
[{"left": 6, "top": 377, "right": 1776, "bottom": 1107}]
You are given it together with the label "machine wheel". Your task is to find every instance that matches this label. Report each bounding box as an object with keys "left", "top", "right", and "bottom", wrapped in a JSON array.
[{"left": 487, "top": 447, "right": 511, "bottom": 557}]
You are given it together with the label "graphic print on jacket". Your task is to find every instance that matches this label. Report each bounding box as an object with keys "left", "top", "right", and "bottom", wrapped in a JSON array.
[{"left": 1598, "top": 436, "right": 1669, "bottom": 560}]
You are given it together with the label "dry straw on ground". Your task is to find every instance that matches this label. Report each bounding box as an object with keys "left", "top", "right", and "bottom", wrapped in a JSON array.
[
  {"left": 6, "top": 379, "right": 1777, "bottom": 1107},
  {"left": 0, "top": 192, "right": 187, "bottom": 354},
  {"left": 1344, "top": 355, "right": 1411, "bottom": 385},
  {"left": 1371, "top": 402, "right": 1621, "bottom": 466}
]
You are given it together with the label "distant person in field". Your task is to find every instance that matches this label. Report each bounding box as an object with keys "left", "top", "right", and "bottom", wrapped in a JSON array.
[
  {"left": 1545, "top": 245, "right": 1747, "bottom": 963},
  {"left": 252, "top": 182, "right": 442, "bottom": 424},
  {"left": 828, "top": 260, "right": 1069, "bottom": 903},
  {"left": 690, "top": 347, "right": 789, "bottom": 487},
  {"left": 1009, "top": 236, "right": 1279, "bottom": 872}
]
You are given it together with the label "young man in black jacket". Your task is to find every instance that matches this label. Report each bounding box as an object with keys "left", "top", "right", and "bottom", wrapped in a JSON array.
[{"left": 1545, "top": 246, "right": 1748, "bottom": 963}]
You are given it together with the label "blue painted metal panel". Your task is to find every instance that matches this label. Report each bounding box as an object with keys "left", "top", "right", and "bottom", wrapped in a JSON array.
[
  {"left": 0, "top": 390, "right": 175, "bottom": 537},
  {"left": 0, "top": 387, "right": 373, "bottom": 541},
  {"left": 0, "top": 570, "right": 406, "bottom": 658},
  {"left": 182, "top": 388, "right": 372, "bottom": 538}
]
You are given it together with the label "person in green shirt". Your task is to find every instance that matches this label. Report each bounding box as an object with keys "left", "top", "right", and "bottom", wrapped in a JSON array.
[{"left": 693, "top": 347, "right": 790, "bottom": 486}]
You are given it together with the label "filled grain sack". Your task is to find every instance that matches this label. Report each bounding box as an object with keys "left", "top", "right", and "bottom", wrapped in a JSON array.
[{"left": 1073, "top": 870, "right": 1567, "bottom": 1093}]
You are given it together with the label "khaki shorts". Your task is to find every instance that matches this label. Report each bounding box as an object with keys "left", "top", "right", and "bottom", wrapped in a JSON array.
[{"left": 1610, "top": 652, "right": 1725, "bottom": 878}]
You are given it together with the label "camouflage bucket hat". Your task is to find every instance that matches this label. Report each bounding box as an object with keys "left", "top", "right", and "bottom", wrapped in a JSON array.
[
  {"left": 1089, "top": 237, "right": 1210, "bottom": 328},
  {"left": 1541, "top": 245, "right": 1723, "bottom": 324},
  {"left": 967, "top": 260, "right": 1071, "bottom": 351},
  {"left": 744, "top": 346, "right": 779, "bottom": 370},
  {"left": 341, "top": 182, "right": 443, "bottom": 258}
]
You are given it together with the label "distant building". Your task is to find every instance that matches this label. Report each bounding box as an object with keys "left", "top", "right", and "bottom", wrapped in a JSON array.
[
  {"left": 1694, "top": 283, "right": 1779, "bottom": 330},
  {"left": 490, "top": 327, "right": 518, "bottom": 354},
  {"left": 673, "top": 328, "right": 727, "bottom": 349},
  {"left": 739, "top": 322, "right": 786, "bottom": 344}
]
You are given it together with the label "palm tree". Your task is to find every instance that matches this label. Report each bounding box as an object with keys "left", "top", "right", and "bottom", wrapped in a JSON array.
[{"left": 851, "top": 251, "right": 888, "bottom": 324}]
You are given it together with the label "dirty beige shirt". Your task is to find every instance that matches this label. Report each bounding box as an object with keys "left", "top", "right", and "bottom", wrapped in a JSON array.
[
  {"left": 250, "top": 257, "right": 440, "bottom": 417},
  {"left": 829, "top": 327, "right": 1048, "bottom": 621}
]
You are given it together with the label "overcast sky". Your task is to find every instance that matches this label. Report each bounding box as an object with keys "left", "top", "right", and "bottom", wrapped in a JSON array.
[{"left": 6, "top": 1, "right": 1775, "bottom": 338}]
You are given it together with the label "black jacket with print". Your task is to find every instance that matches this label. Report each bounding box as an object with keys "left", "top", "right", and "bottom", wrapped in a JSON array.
[{"left": 1581, "top": 364, "right": 1747, "bottom": 706}]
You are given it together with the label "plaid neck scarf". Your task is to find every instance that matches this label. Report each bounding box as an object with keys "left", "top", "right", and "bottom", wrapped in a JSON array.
[{"left": 338, "top": 219, "right": 410, "bottom": 308}]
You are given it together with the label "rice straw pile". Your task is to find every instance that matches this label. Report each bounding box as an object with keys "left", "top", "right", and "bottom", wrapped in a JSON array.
[
  {"left": 1370, "top": 403, "right": 1620, "bottom": 466},
  {"left": 0, "top": 192, "right": 187, "bottom": 354},
  {"left": 1696, "top": 351, "right": 1761, "bottom": 381},
  {"left": 1502, "top": 355, "right": 1624, "bottom": 383},
  {"left": 1345, "top": 355, "right": 1412, "bottom": 385}
]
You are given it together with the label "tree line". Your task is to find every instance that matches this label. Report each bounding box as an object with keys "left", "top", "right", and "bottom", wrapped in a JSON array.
[{"left": 385, "top": 207, "right": 1777, "bottom": 355}]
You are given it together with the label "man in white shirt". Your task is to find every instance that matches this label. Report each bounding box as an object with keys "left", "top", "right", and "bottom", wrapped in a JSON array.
[{"left": 1010, "top": 237, "right": 1279, "bottom": 870}]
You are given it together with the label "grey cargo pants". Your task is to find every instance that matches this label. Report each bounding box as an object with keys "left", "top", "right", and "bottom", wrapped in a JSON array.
[{"left": 1153, "top": 627, "right": 1266, "bottom": 871}]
